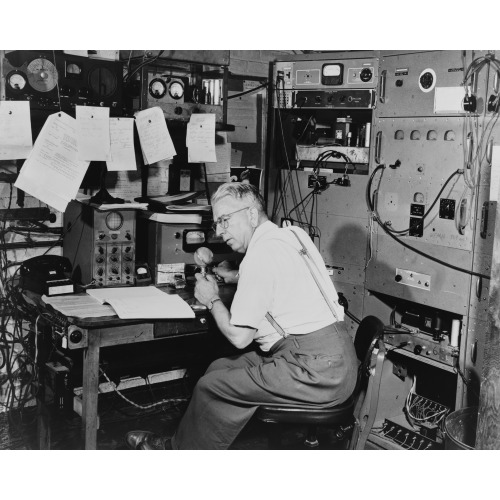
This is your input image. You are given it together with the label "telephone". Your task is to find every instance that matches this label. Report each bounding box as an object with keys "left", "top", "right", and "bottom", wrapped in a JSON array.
[{"left": 20, "top": 255, "right": 74, "bottom": 296}]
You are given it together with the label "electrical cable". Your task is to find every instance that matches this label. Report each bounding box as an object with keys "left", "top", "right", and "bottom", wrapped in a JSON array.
[
  {"left": 367, "top": 164, "right": 490, "bottom": 280},
  {"left": 227, "top": 81, "right": 268, "bottom": 100}
]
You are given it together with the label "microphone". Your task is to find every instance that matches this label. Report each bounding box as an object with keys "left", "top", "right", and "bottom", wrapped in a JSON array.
[{"left": 194, "top": 247, "right": 214, "bottom": 277}]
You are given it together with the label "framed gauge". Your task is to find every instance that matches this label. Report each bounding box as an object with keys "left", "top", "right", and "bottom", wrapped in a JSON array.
[
  {"left": 105, "top": 211, "right": 124, "bottom": 230},
  {"left": 65, "top": 61, "right": 83, "bottom": 79},
  {"left": 89, "top": 66, "right": 117, "bottom": 98},
  {"left": 168, "top": 80, "right": 185, "bottom": 100},
  {"left": 6, "top": 70, "right": 27, "bottom": 92},
  {"left": 26, "top": 57, "right": 58, "bottom": 92},
  {"left": 149, "top": 78, "right": 167, "bottom": 99},
  {"left": 321, "top": 63, "right": 344, "bottom": 86}
]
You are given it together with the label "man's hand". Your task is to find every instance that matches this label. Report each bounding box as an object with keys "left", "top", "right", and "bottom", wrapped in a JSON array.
[
  {"left": 213, "top": 260, "right": 239, "bottom": 284},
  {"left": 194, "top": 273, "right": 220, "bottom": 307}
]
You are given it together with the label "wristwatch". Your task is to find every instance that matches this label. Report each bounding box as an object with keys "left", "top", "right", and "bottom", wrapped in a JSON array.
[{"left": 207, "top": 296, "right": 222, "bottom": 311}]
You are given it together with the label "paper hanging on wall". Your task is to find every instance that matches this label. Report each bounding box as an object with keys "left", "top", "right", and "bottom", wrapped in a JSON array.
[
  {"left": 76, "top": 106, "right": 111, "bottom": 161},
  {"left": 106, "top": 117, "right": 137, "bottom": 171},
  {"left": 203, "top": 142, "right": 231, "bottom": 182},
  {"left": 0, "top": 101, "right": 33, "bottom": 160},
  {"left": 186, "top": 113, "right": 216, "bottom": 163},
  {"left": 14, "top": 112, "right": 90, "bottom": 212},
  {"left": 135, "top": 106, "right": 176, "bottom": 165},
  {"left": 490, "top": 145, "right": 500, "bottom": 202}
]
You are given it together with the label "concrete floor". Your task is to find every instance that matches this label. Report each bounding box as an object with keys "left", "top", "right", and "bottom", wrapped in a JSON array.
[{"left": 0, "top": 379, "right": 350, "bottom": 450}]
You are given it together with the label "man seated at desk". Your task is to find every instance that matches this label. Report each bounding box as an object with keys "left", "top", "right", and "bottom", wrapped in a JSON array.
[{"left": 126, "top": 182, "right": 358, "bottom": 450}]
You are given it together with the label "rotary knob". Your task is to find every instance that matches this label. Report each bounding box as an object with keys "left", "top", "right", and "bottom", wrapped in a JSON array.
[
  {"left": 69, "top": 330, "right": 83, "bottom": 344},
  {"left": 414, "top": 345, "right": 423, "bottom": 355},
  {"left": 360, "top": 68, "right": 373, "bottom": 82}
]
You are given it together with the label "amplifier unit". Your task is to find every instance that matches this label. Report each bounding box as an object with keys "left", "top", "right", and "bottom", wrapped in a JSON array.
[
  {"left": 63, "top": 201, "right": 136, "bottom": 287},
  {"left": 274, "top": 57, "right": 378, "bottom": 108}
]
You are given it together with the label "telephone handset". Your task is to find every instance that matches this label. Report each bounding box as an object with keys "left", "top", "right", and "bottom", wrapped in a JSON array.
[
  {"left": 20, "top": 255, "right": 74, "bottom": 296},
  {"left": 20, "top": 255, "right": 72, "bottom": 276}
]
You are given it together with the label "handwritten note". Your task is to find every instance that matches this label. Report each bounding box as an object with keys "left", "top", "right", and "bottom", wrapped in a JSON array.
[
  {"left": 0, "top": 101, "right": 33, "bottom": 160},
  {"left": 135, "top": 106, "right": 176, "bottom": 165},
  {"left": 76, "top": 106, "right": 110, "bottom": 161},
  {"left": 187, "top": 114, "right": 216, "bottom": 163},
  {"left": 14, "top": 112, "right": 90, "bottom": 212},
  {"left": 106, "top": 118, "right": 136, "bottom": 171}
]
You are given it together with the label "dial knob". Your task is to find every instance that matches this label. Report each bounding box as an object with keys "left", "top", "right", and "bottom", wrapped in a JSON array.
[
  {"left": 395, "top": 274, "right": 403, "bottom": 282},
  {"left": 360, "top": 68, "right": 373, "bottom": 82},
  {"left": 69, "top": 330, "right": 83, "bottom": 344},
  {"left": 414, "top": 345, "right": 423, "bottom": 355}
]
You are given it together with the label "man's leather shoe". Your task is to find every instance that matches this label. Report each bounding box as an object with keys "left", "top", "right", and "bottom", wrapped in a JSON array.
[{"left": 126, "top": 430, "right": 170, "bottom": 450}]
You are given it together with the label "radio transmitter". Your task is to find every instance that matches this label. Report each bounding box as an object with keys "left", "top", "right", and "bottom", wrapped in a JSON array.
[
  {"left": 2, "top": 50, "right": 123, "bottom": 116},
  {"left": 63, "top": 201, "right": 136, "bottom": 287}
]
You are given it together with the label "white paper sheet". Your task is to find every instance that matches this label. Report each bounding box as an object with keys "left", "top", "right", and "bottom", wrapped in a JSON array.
[
  {"left": 87, "top": 285, "right": 164, "bottom": 304},
  {"left": 434, "top": 87, "right": 466, "bottom": 114},
  {"left": 76, "top": 106, "right": 111, "bottom": 161},
  {"left": 106, "top": 117, "right": 136, "bottom": 171},
  {"left": 135, "top": 107, "right": 176, "bottom": 164},
  {"left": 86, "top": 285, "right": 194, "bottom": 319},
  {"left": 0, "top": 101, "right": 33, "bottom": 160},
  {"left": 490, "top": 145, "right": 500, "bottom": 202},
  {"left": 203, "top": 142, "right": 231, "bottom": 182},
  {"left": 14, "top": 112, "right": 90, "bottom": 212},
  {"left": 187, "top": 114, "right": 217, "bottom": 163}
]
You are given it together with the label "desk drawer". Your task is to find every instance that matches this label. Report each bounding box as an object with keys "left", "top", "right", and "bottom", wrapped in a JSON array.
[{"left": 154, "top": 312, "right": 209, "bottom": 338}]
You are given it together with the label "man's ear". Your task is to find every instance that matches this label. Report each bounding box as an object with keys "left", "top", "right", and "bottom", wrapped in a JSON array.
[{"left": 249, "top": 207, "right": 259, "bottom": 227}]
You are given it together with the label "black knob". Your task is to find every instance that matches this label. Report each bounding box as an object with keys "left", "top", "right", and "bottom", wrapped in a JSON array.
[
  {"left": 174, "top": 107, "right": 182, "bottom": 115},
  {"left": 395, "top": 274, "right": 403, "bottom": 282},
  {"left": 396, "top": 79, "right": 403, "bottom": 87},
  {"left": 414, "top": 345, "right": 423, "bottom": 355},
  {"left": 69, "top": 330, "right": 83, "bottom": 344},
  {"left": 360, "top": 68, "right": 373, "bottom": 82}
]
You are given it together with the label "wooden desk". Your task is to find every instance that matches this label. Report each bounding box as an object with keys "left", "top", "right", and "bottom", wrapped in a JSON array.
[{"left": 34, "top": 284, "right": 235, "bottom": 449}]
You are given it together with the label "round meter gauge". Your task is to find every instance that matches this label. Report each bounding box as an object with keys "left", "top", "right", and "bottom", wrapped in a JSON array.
[
  {"left": 6, "top": 71, "right": 27, "bottom": 91},
  {"left": 149, "top": 78, "right": 167, "bottom": 99},
  {"left": 26, "top": 57, "right": 58, "bottom": 92},
  {"left": 168, "top": 80, "right": 184, "bottom": 100},
  {"left": 105, "top": 211, "right": 124, "bottom": 231}
]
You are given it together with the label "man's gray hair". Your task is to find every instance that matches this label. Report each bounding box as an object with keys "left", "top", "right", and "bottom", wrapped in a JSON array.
[{"left": 211, "top": 182, "right": 266, "bottom": 213}]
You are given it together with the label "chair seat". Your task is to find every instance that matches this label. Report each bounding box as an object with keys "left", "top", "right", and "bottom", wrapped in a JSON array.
[{"left": 255, "top": 394, "right": 355, "bottom": 426}]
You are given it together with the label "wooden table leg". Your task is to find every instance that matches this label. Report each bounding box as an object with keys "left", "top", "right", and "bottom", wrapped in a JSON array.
[
  {"left": 82, "top": 329, "right": 100, "bottom": 450},
  {"left": 37, "top": 361, "right": 50, "bottom": 450}
]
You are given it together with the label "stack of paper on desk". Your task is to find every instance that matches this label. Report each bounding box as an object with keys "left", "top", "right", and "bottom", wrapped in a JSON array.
[
  {"left": 43, "top": 287, "right": 195, "bottom": 319},
  {"left": 86, "top": 286, "right": 195, "bottom": 319}
]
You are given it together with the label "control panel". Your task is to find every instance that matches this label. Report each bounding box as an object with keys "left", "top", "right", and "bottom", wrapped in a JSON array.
[
  {"left": 92, "top": 210, "right": 135, "bottom": 286},
  {"left": 63, "top": 201, "right": 136, "bottom": 287},
  {"left": 274, "top": 57, "right": 378, "bottom": 109}
]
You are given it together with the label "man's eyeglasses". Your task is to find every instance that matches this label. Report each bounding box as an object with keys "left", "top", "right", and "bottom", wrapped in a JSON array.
[{"left": 212, "top": 206, "right": 251, "bottom": 232}]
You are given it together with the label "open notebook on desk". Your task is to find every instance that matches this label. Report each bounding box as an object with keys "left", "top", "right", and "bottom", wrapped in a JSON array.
[{"left": 86, "top": 286, "right": 195, "bottom": 319}]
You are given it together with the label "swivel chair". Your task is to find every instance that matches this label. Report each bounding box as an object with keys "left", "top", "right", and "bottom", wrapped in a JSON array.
[{"left": 254, "top": 315, "right": 386, "bottom": 449}]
